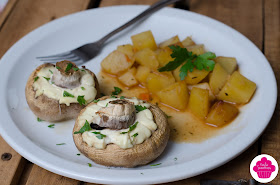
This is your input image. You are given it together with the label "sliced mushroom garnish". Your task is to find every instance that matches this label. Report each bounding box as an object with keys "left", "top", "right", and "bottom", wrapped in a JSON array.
[
  {"left": 96, "top": 99, "right": 136, "bottom": 130},
  {"left": 52, "top": 60, "right": 81, "bottom": 89}
]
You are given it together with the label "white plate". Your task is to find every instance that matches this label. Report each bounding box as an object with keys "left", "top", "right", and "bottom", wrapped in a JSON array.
[{"left": 0, "top": 5, "right": 277, "bottom": 185}]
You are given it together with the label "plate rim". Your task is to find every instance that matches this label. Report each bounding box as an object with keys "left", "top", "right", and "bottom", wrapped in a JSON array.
[{"left": 0, "top": 5, "right": 277, "bottom": 185}]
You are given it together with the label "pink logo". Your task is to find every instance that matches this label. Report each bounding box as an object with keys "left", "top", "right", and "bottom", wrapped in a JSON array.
[{"left": 253, "top": 157, "right": 276, "bottom": 178}]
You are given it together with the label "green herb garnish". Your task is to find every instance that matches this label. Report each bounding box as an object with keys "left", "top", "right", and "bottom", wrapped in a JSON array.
[
  {"left": 106, "top": 103, "right": 108, "bottom": 107},
  {"left": 92, "top": 132, "right": 106, "bottom": 139},
  {"left": 88, "top": 163, "right": 92, "bottom": 167},
  {"left": 174, "top": 157, "right": 177, "bottom": 161},
  {"left": 43, "top": 77, "right": 50, "bottom": 81},
  {"left": 93, "top": 99, "right": 100, "bottom": 103},
  {"left": 73, "top": 67, "right": 79, "bottom": 71},
  {"left": 37, "top": 117, "right": 43, "bottom": 122},
  {"left": 49, "top": 69, "right": 53, "bottom": 74},
  {"left": 120, "top": 131, "right": 128, "bottom": 134},
  {"left": 56, "top": 143, "right": 66, "bottom": 145},
  {"left": 120, "top": 96, "right": 125, "bottom": 99},
  {"left": 77, "top": 153, "right": 81, "bottom": 156},
  {"left": 34, "top": 76, "right": 39, "bottom": 82},
  {"left": 56, "top": 66, "right": 61, "bottom": 69},
  {"left": 112, "top": 87, "right": 122, "bottom": 95},
  {"left": 111, "top": 95, "right": 117, "bottom": 98},
  {"left": 63, "top": 91, "right": 74, "bottom": 98},
  {"left": 77, "top": 95, "right": 86, "bottom": 105},
  {"left": 135, "top": 105, "right": 147, "bottom": 112},
  {"left": 150, "top": 163, "right": 161, "bottom": 166},
  {"left": 65, "top": 63, "right": 73, "bottom": 72},
  {"left": 132, "top": 133, "right": 138, "bottom": 138},
  {"left": 74, "top": 120, "right": 91, "bottom": 134},
  {"left": 129, "top": 122, "right": 138, "bottom": 132},
  {"left": 48, "top": 124, "right": 55, "bottom": 128},
  {"left": 81, "top": 87, "right": 85, "bottom": 90},
  {"left": 158, "top": 45, "right": 216, "bottom": 80}
]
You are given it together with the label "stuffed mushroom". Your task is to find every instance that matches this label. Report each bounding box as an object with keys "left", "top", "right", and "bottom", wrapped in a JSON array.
[
  {"left": 73, "top": 96, "right": 170, "bottom": 167},
  {"left": 25, "top": 60, "right": 100, "bottom": 122}
]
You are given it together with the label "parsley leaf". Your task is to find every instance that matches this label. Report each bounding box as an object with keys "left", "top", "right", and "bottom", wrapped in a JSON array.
[
  {"left": 112, "top": 87, "right": 122, "bottom": 95},
  {"left": 92, "top": 132, "right": 106, "bottom": 139},
  {"left": 77, "top": 153, "right": 81, "bottom": 156},
  {"left": 63, "top": 91, "right": 74, "bottom": 98},
  {"left": 150, "top": 163, "right": 161, "bottom": 166},
  {"left": 120, "top": 131, "right": 128, "bottom": 134},
  {"left": 49, "top": 69, "right": 53, "bottom": 74},
  {"left": 73, "top": 67, "right": 79, "bottom": 71},
  {"left": 43, "top": 77, "right": 50, "bottom": 81},
  {"left": 129, "top": 122, "right": 138, "bottom": 132},
  {"left": 48, "top": 124, "right": 55, "bottom": 128},
  {"left": 120, "top": 96, "right": 125, "bottom": 99},
  {"left": 194, "top": 52, "right": 216, "bottom": 71},
  {"left": 88, "top": 163, "right": 92, "bottom": 167},
  {"left": 93, "top": 99, "right": 100, "bottom": 103},
  {"left": 77, "top": 95, "right": 86, "bottom": 105},
  {"left": 74, "top": 120, "right": 91, "bottom": 134},
  {"left": 37, "top": 117, "right": 43, "bottom": 122},
  {"left": 135, "top": 105, "right": 147, "bottom": 112},
  {"left": 111, "top": 95, "right": 117, "bottom": 98},
  {"left": 65, "top": 63, "right": 73, "bottom": 72},
  {"left": 34, "top": 76, "right": 39, "bottom": 82},
  {"left": 132, "top": 133, "right": 138, "bottom": 138},
  {"left": 56, "top": 66, "right": 61, "bottom": 69},
  {"left": 56, "top": 143, "right": 66, "bottom": 145},
  {"left": 179, "top": 59, "right": 194, "bottom": 80},
  {"left": 81, "top": 87, "right": 85, "bottom": 90}
]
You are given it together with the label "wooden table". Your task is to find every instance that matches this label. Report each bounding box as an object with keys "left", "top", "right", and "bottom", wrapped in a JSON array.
[{"left": 0, "top": 0, "right": 279, "bottom": 184}]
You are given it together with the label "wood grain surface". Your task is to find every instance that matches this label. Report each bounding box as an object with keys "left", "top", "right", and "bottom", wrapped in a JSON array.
[{"left": 0, "top": 0, "right": 279, "bottom": 184}]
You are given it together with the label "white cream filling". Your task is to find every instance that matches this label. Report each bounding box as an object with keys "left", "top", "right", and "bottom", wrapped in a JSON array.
[
  {"left": 33, "top": 66, "right": 97, "bottom": 106},
  {"left": 78, "top": 97, "right": 157, "bottom": 149}
]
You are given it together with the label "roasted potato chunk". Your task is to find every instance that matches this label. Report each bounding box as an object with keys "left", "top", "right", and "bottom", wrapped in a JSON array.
[
  {"left": 209, "top": 63, "right": 229, "bottom": 95},
  {"left": 118, "top": 68, "right": 138, "bottom": 87},
  {"left": 188, "top": 82, "right": 215, "bottom": 102},
  {"left": 117, "top": 44, "right": 134, "bottom": 58},
  {"left": 135, "top": 65, "right": 151, "bottom": 84},
  {"left": 206, "top": 101, "right": 239, "bottom": 127},
  {"left": 214, "top": 56, "right": 237, "bottom": 74},
  {"left": 135, "top": 48, "right": 159, "bottom": 69},
  {"left": 188, "top": 87, "right": 209, "bottom": 120},
  {"left": 186, "top": 44, "right": 205, "bottom": 55},
  {"left": 182, "top": 36, "right": 195, "bottom": 47},
  {"left": 101, "top": 50, "right": 134, "bottom": 75},
  {"left": 131, "top": 30, "right": 157, "bottom": 51},
  {"left": 158, "top": 35, "right": 180, "bottom": 48},
  {"left": 146, "top": 72, "right": 175, "bottom": 94},
  {"left": 157, "top": 82, "right": 189, "bottom": 110},
  {"left": 156, "top": 47, "right": 173, "bottom": 67},
  {"left": 218, "top": 71, "right": 256, "bottom": 104}
]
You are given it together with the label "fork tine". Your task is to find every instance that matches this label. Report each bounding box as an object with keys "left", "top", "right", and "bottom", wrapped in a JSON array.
[{"left": 36, "top": 52, "right": 73, "bottom": 59}]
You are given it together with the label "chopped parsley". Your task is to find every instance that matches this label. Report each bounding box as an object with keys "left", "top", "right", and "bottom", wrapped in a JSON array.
[
  {"left": 63, "top": 91, "right": 74, "bottom": 98},
  {"left": 150, "top": 163, "right": 161, "bottom": 166},
  {"left": 106, "top": 103, "right": 108, "bottom": 107},
  {"left": 112, "top": 87, "right": 122, "bottom": 95},
  {"left": 132, "top": 133, "right": 138, "bottom": 138},
  {"left": 34, "top": 76, "right": 39, "bottom": 82},
  {"left": 77, "top": 95, "right": 86, "bottom": 105},
  {"left": 135, "top": 105, "right": 147, "bottom": 112},
  {"left": 129, "top": 122, "right": 138, "bottom": 132},
  {"left": 65, "top": 63, "right": 73, "bottom": 72},
  {"left": 43, "top": 77, "right": 50, "bottom": 81},
  {"left": 48, "top": 124, "right": 55, "bottom": 128},
  {"left": 120, "top": 131, "right": 128, "bottom": 134},
  {"left": 73, "top": 67, "right": 79, "bottom": 71},
  {"left": 141, "top": 173, "right": 144, "bottom": 175},
  {"left": 77, "top": 153, "right": 81, "bottom": 156},
  {"left": 81, "top": 87, "right": 85, "bottom": 90},
  {"left": 49, "top": 69, "right": 53, "bottom": 74},
  {"left": 56, "top": 66, "right": 61, "bottom": 69},
  {"left": 37, "top": 117, "right": 43, "bottom": 122},
  {"left": 88, "top": 163, "right": 92, "bottom": 167},
  {"left": 120, "top": 96, "right": 125, "bottom": 99},
  {"left": 158, "top": 45, "right": 216, "bottom": 80},
  {"left": 74, "top": 120, "right": 91, "bottom": 134},
  {"left": 174, "top": 157, "right": 177, "bottom": 161},
  {"left": 56, "top": 143, "right": 66, "bottom": 145},
  {"left": 81, "top": 69, "right": 85, "bottom": 72},
  {"left": 92, "top": 132, "right": 106, "bottom": 139},
  {"left": 111, "top": 95, "right": 117, "bottom": 98},
  {"left": 93, "top": 99, "right": 100, "bottom": 103}
]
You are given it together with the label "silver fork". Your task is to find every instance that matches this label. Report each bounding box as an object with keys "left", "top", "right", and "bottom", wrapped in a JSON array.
[{"left": 37, "top": 0, "right": 181, "bottom": 65}]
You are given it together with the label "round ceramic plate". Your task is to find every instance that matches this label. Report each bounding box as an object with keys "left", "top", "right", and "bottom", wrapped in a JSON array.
[{"left": 0, "top": 5, "right": 277, "bottom": 185}]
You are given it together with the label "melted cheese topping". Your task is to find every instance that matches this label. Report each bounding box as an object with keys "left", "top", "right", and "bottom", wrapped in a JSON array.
[
  {"left": 78, "top": 97, "right": 157, "bottom": 149},
  {"left": 33, "top": 66, "right": 97, "bottom": 106}
]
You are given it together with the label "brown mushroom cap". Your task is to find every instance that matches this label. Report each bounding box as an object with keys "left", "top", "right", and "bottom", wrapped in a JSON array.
[
  {"left": 25, "top": 63, "right": 100, "bottom": 122},
  {"left": 73, "top": 96, "right": 170, "bottom": 167}
]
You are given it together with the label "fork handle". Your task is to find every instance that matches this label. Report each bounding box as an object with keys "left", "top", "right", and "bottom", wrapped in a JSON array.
[{"left": 97, "top": 0, "right": 181, "bottom": 45}]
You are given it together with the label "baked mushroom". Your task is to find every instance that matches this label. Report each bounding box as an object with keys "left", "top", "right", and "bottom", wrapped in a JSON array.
[
  {"left": 73, "top": 96, "right": 170, "bottom": 167},
  {"left": 25, "top": 60, "right": 100, "bottom": 122}
]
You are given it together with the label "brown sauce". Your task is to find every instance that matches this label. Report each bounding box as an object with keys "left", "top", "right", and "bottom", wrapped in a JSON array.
[{"left": 98, "top": 71, "right": 222, "bottom": 143}]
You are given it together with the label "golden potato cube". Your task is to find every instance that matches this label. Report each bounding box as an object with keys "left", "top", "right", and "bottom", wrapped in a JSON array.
[
  {"left": 186, "top": 44, "right": 205, "bottom": 55},
  {"left": 135, "top": 48, "right": 159, "bottom": 69},
  {"left": 209, "top": 63, "right": 230, "bottom": 95},
  {"left": 214, "top": 56, "right": 237, "bottom": 74},
  {"left": 185, "top": 68, "right": 210, "bottom": 85},
  {"left": 146, "top": 72, "right": 175, "bottom": 94},
  {"left": 206, "top": 101, "right": 239, "bottom": 127},
  {"left": 172, "top": 64, "right": 183, "bottom": 82},
  {"left": 131, "top": 30, "right": 157, "bottom": 51},
  {"left": 182, "top": 36, "right": 195, "bottom": 47},
  {"left": 188, "top": 87, "right": 209, "bottom": 120},
  {"left": 135, "top": 65, "right": 151, "bottom": 84},
  {"left": 117, "top": 44, "right": 134, "bottom": 58},
  {"left": 118, "top": 68, "right": 138, "bottom": 87},
  {"left": 158, "top": 35, "right": 180, "bottom": 48},
  {"left": 101, "top": 50, "right": 134, "bottom": 75},
  {"left": 156, "top": 47, "right": 173, "bottom": 67},
  {"left": 157, "top": 82, "right": 189, "bottom": 110},
  {"left": 218, "top": 71, "right": 257, "bottom": 104},
  {"left": 188, "top": 82, "right": 215, "bottom": 102}
]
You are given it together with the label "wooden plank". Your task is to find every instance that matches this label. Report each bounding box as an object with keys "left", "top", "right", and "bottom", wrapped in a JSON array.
[
  {"left": 261, "top": 0, "right": 280, "bottom": 184},
  {"left": 0, "top": 0, "right": 18, "bottom": 29},
  {"left": 0, "top": 0, "right": 94, "bottom": 184},
  {"left": 25, "top": 165, "right": 79, "bottom": 185},
  {"left": 163, "top": 0, "right": 263, "bottom": 183}
]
